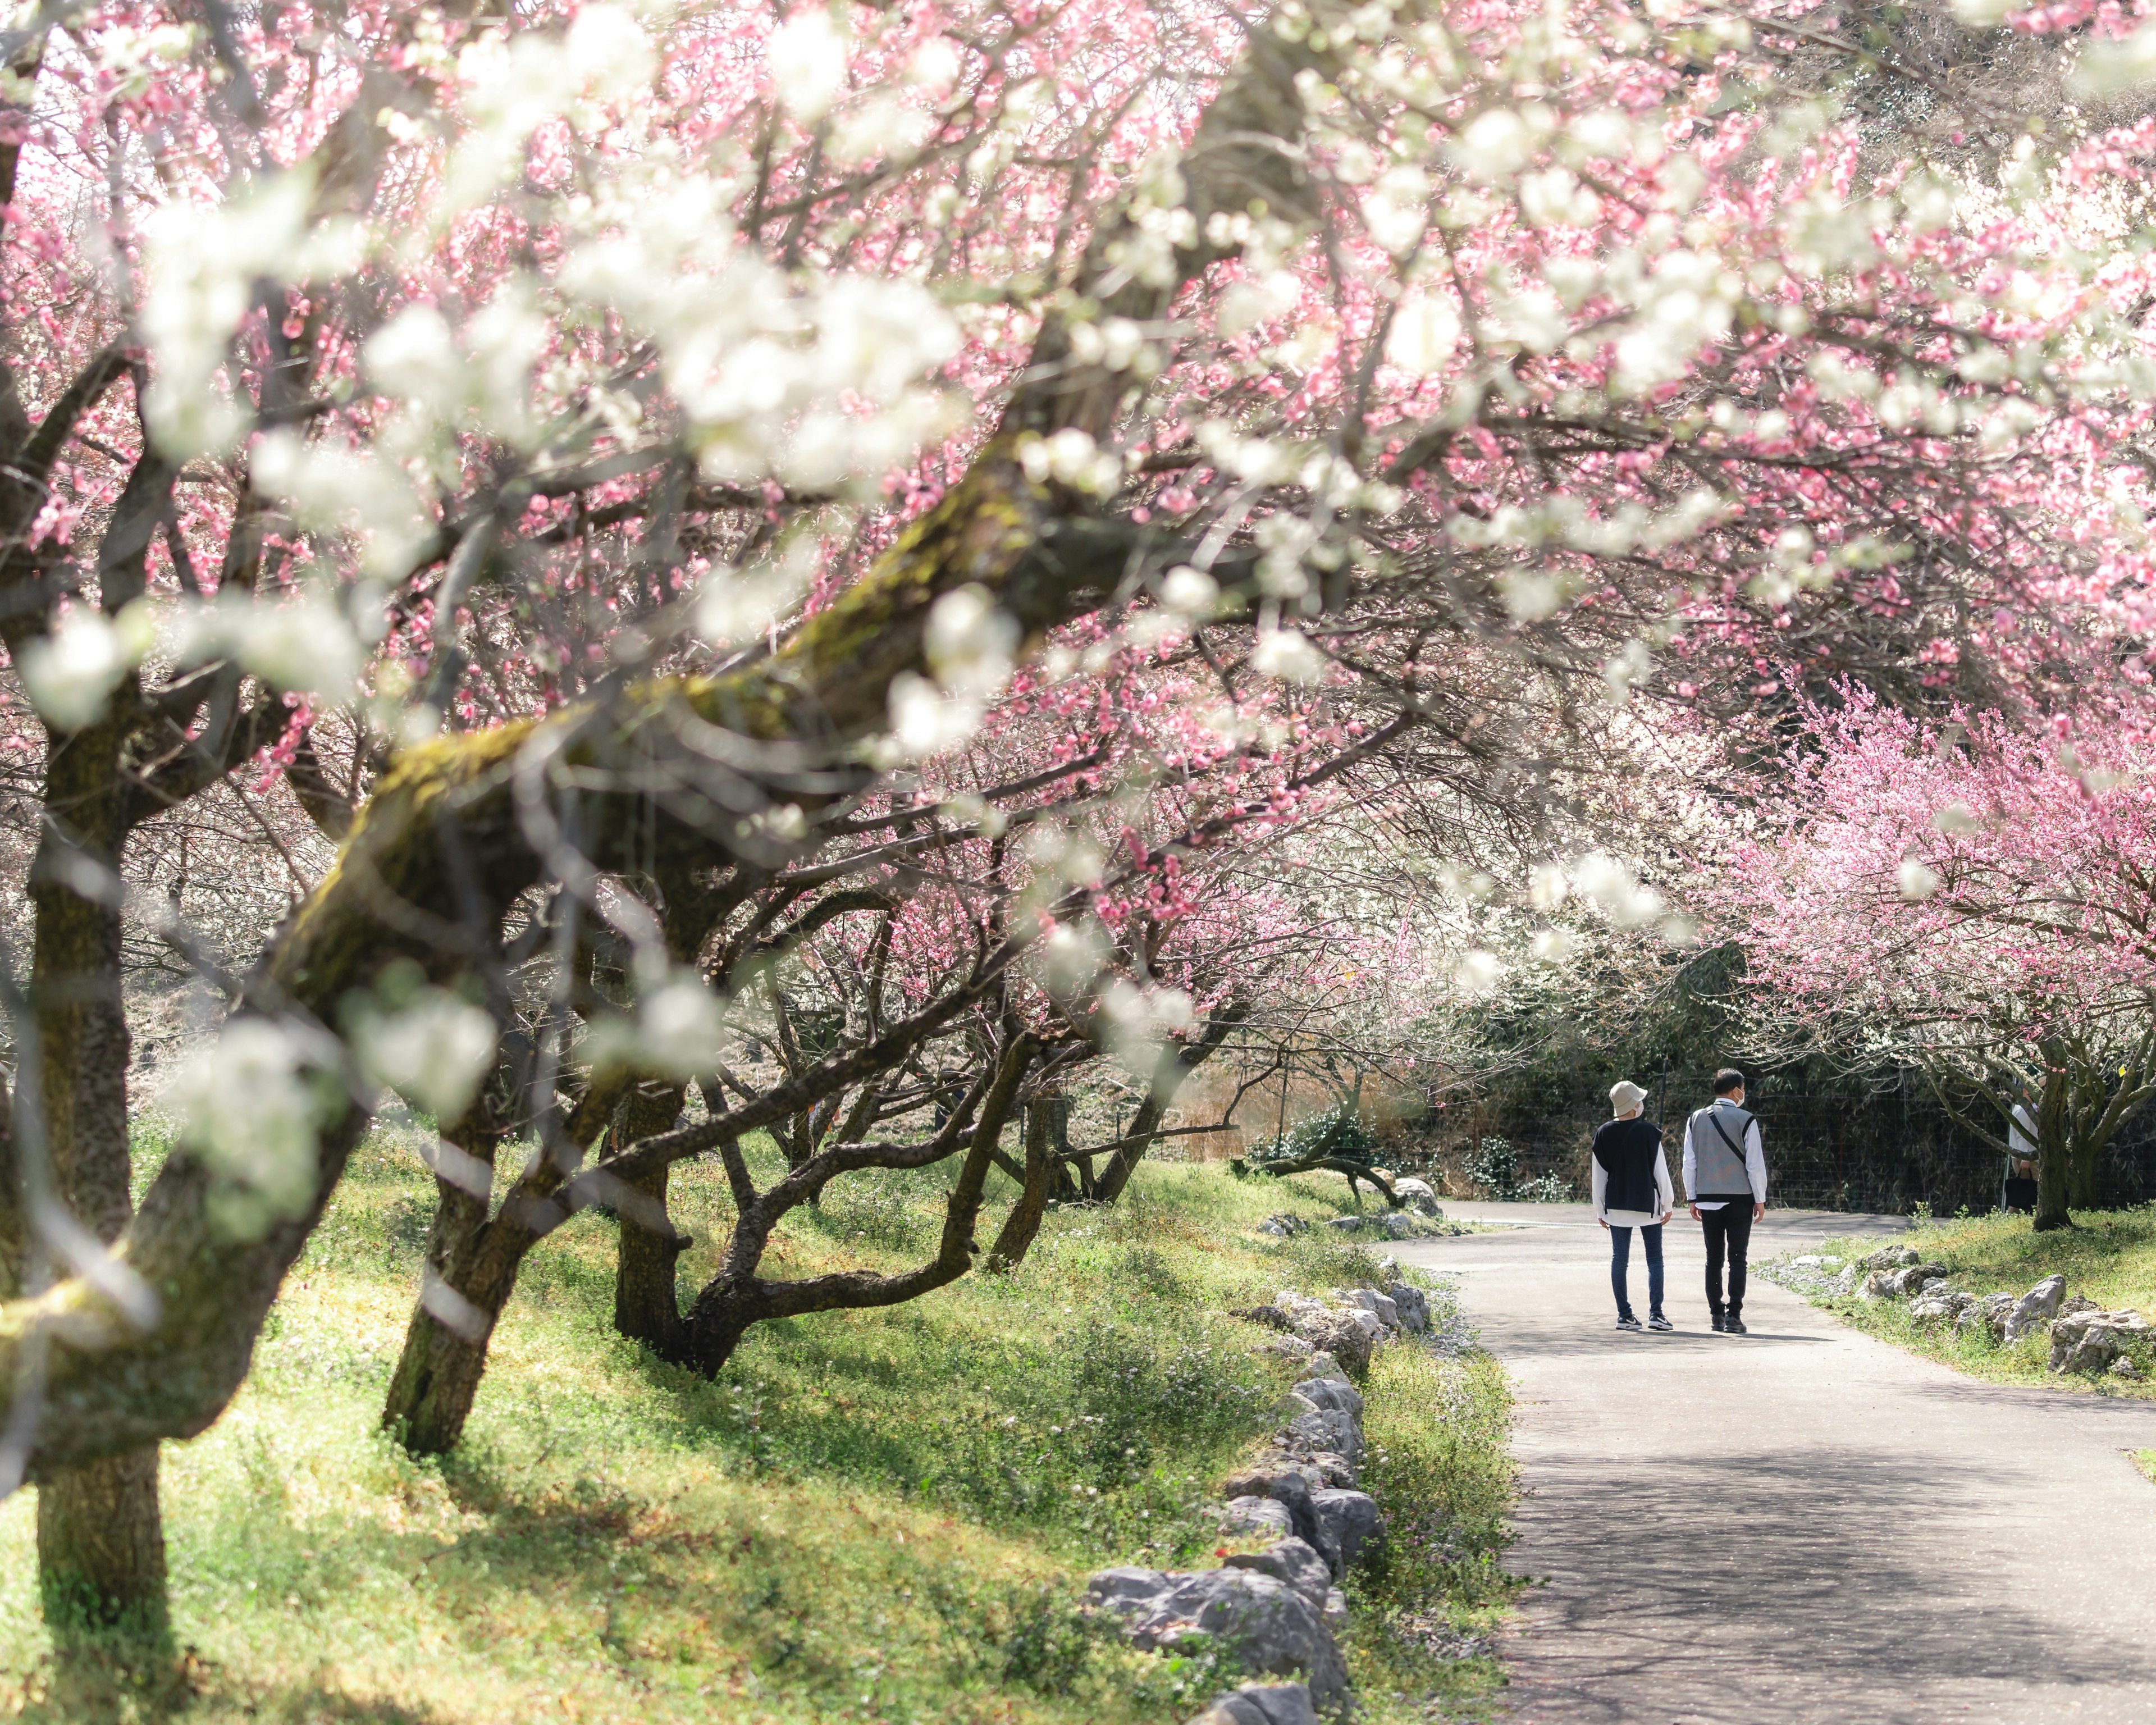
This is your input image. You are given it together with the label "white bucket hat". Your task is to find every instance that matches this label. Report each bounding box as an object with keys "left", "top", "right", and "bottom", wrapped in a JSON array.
[{"left": 1610, "top": 1080, "right": 1649, "bottom": 1116}]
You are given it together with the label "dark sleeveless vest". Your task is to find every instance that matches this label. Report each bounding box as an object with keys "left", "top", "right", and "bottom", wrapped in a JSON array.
[{"left": 1591, "top": 1117, "right": 1663, "bottom": 1213}]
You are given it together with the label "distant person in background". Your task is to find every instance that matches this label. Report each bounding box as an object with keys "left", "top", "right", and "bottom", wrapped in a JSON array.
[
  {"left": 1593, "top": 1081, "right": 1676, "bottom": 1333},
  {"left": 1684, "top": 1069, "right": 1768, "bottom": 1334},
  {"left": 2002, "top": 1102, "right": 2039, "bottom": 1214}
]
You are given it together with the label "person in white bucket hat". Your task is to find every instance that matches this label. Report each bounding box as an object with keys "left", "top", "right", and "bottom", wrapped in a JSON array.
[{"left": 1593, "top": 1079, "right": 1675, "bottom": 1332}]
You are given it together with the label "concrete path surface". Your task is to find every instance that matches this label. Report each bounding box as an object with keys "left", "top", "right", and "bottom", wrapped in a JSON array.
[{"left": 1395, "top": 1206, "right": 2156, "bottom": 1725}]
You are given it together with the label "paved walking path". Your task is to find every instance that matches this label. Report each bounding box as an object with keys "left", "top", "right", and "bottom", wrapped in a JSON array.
[{"left": 1396, "top": 1204, "right": 2156, "bottom": 1724}]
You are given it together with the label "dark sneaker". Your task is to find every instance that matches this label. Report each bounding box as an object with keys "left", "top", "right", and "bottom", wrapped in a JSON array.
[
  {"left": 1615, "top": 1315, "right": 1643, "bottom": 1332},
  {"left": 1710, "top": 1312, "right": 1727, "bottom": 1332},
  {"left": 1648, "top": 1313, "right": 1674, "bottom": 1332},
  {"left": 1724, "top": 1315, "right": 1748, "bottom": 1335}
]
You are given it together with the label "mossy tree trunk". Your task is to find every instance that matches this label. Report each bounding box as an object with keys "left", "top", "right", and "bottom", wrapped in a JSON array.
[
  {"left": 1091, "top": 1007, "right": 1244, "bottom": 1207},
  {"left": 685, "top": 1034, "right": 1035, "bottom": 1377},
  {"left": 29, "top": 816, "right": 167, "bottom": 1635},
  {"left": 381, "top": 1104, "right": 508, "bottom": 1455},
  {"left": 985, "top": 1098, "right": 1055, "bottom": 1271},
  {"left": 2033, "top": 1057, "right": 2073, "bottom": 1232},
  {"left": 0, "top": 30, "right": 1322, "bottom": 1479},
  {"left": 611, "top": 1080, "right": 691, "bottom": 1358}
]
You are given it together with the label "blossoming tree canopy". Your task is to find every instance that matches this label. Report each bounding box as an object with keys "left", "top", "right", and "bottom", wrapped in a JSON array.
[
  {"left": 7, "top": 0, "right": 2156, "bottom": 1627},
  {"left": 1710, "top": 690, "right": 2156, "bottom": 1227}
]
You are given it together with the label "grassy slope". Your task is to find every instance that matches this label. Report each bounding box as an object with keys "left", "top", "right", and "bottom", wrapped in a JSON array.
[
  {"left": 1, "top": 1130, "right": 1515, "bottom": 1724},
  {"left": 1775, "top": 1206, "right": 2156, "bottom": 1399}
]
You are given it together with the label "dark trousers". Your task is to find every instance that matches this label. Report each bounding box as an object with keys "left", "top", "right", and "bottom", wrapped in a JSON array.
[
  {"left": 1701, "top": 1203, "right": 1753, "bottom": 1316},
  {"left": 1610, "top": 1223, "right": 1664, "bottom": 1320}
]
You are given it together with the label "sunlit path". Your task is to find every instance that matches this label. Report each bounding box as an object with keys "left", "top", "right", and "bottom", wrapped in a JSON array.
[{"left": 1400, "top": 1207, "right": 2156, "bottom": 1725}]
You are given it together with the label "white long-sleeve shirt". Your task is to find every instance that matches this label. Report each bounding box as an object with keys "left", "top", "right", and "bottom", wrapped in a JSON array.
[
  {"left": 1681, "top": 1106, "right": 1767, "bottom": 1210},
  {"left": 1592, "top": 1144, "right": 1674, "bottom": 1227}
]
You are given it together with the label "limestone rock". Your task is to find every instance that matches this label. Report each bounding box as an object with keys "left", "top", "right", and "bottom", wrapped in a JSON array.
[
  {"left": 1312, "top": 1488, "right": 1386, "bottom": 1570},
  {"left": 1087, "top": 1567, "right": 1349, "bottom": 1706},
  {"left": 1326, "top": 1210, "right": 1424, "bottom": 1240},
  {"left": 1249, "top": 1470, "right": 1342, "bottom": 1572},
  {"left": 1385, "top": 1281, "right": 1432, "bottom": 1332},
  {"left": 1893, "top": 1262, "right": 1951, "bottom": 1297},
  {"left": 1221, "top": 1461, "right": 1325, "bottom": 1500},
  {"left": 1255, "top": 1334, "right": 1317, "bottom": 1361},
  {"left": 1258, "top": 1213, "right": 1310, "bottom": 1239},
  {"left": 1956, "top": 1291, "right": 2017, "bottom": 1340},
  {"left": 1282, "top": 1407, "right": 1363, "bottom": 1468},
  {"left": 1343, "top": 1288, "right": 1401, "bottom": 1329},
  {"left": 1863, "top": 1245, "right": 1921, "bottom": 1270},
  {"left": 1392, "top": 1176, "right": 1443, "bottom": 1216},
  {"left": 1295, "top": 1375, "right": 1365, "bottom": 1418},
  {"left": 1292, "top": 1311, "right": 1373, "bottom": 1375},
  {"left": 1221, "top": 1537, "right": 1332, "bottom": 1611},
  {"left": 1222, "top": 1496, "right": 1297, "bottom": 1542},
  {"left": 1298, "top": 1451, "right": 1359, "bottom": 1489},
  {"left": 2004, "top": 1274, "right": 2068, "bottom": 1343},
  {"left": 1301, "top": 1350, "right": 1341, "bottom": 1379},
  {"left": 2048, "top": 1309, "right": 2153, "bottom": 1376},
  {"left": 1907, "top": 1287, "right": 1974, "bottom": 1326},
  {"left": 1186, "top": 1682, "right": 1320, "bottom": 1725}
]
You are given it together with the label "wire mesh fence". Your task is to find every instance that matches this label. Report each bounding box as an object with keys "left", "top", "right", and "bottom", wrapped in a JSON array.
[{"left": 1401, "top": 1065, "right": 2156, "bottom": 1216}]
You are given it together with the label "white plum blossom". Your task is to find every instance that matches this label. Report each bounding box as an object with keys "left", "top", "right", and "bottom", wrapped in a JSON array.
[
  {"left": 925, "top": 585, "right": 1019, "bottom": 699},
  {"left": 1385, "top": 296, "right": 1460, "bottom": 376},
  {"left": 906, "top": 36, "right": 962, "bottom": 92},
  {"left": 138, "top": 171, "right": 314, "bottom": 455},
  {"left": 888, "top": 672, "right": 982, "bottom": 759},
  {"left": 1361, "top": 165, "right": 1430, "bottom": 254},
  {"left": 1454, "top": 108, "right": 1534, "bottom": 182},
  {"left": 1253, "top": 626, "right": 1325, "bottom": 683},
  {"left": 1898, "top": 860, "right": 1942, "bottom": 901},
  {"left": 171, "top": 1019, "right": 337, "bottom": 1233},
  {"left": 21, "top": 605, "right": 153, "bottom": 732},
  {"left": 1161, "top": 565, "right": 1220, "bottom": 617},
  {"left": 353, "top": 989, "right": 500, "bottom": 1122},
  {"left": 1572, "top": 852, "right": 1665, "bottom": 927},
  {"left": 248, "top": 429, "right": 435, "bottom": 583},
  {"left": 1530, "top": 928, "right": 1578, "bottom": 962},
  {"left": 175, "top": 587, "right": 367, "bottom": 702},
  {"left": 634, "top": 976, "right": 729, "bottom": 1079},
  {"left": 770, "top": 11, "right": 849, "bottom": 120},
  {"left": 1456, "top": 950, "right": 1505, "bottom": 996}
]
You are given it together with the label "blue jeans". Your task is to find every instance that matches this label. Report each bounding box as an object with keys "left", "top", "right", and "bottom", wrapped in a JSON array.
[{"left": 1610, "top": 1223, "right": 1664, "bottom": 1320}]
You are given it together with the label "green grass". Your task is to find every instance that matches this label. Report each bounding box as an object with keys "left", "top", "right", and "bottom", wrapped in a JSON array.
[
  {"left": 2, "top": 1129, "right": 1516, "bottom": 1723},
  {"left": 1778, "top": 1206, "right": 2156, "bottom": 1398},
  {"left": 2135, "top": 1450, "right": 2156, "bottom": 1487}
]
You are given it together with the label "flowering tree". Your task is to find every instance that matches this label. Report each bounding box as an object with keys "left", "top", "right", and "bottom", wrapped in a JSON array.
[
  {"left": 1714, "top": 692, "right": 2156, "bottom": 1229},
  {"left": 0, "top": 0, "right": 2152, "bottom": 1636}
]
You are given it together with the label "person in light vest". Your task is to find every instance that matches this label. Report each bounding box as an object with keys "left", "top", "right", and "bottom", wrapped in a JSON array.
[
  {"left": 1683, "top": 1068, "right": 1768, "bottom": 1334},
  {"left": 1592, "top": 1080, "right": 1675, "bottom": 1332}
]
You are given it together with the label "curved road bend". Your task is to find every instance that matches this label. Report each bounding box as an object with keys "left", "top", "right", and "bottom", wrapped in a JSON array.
[{"left": 1396, "top": 1203, "right": 2156, "bottom": 1725}]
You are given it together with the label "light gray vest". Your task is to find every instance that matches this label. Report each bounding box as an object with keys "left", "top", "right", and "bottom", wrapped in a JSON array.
[{"left": 1689, "top": 1102, "right": 1756, "bottom": 1198}]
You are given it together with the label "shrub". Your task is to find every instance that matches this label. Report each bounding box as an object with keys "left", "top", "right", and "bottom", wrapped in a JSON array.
[
  {"left": 1247, "top": 1102, "right": 1380, "bottom": 1170},
  {"left": 1461, "top": 1137, "right": 1574, "bottom": 1203}
]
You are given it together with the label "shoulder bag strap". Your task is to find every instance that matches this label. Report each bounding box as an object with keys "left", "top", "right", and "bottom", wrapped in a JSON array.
[{"left": 1706, "top": 1110, "right": 1752, "bottom": 1190}]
